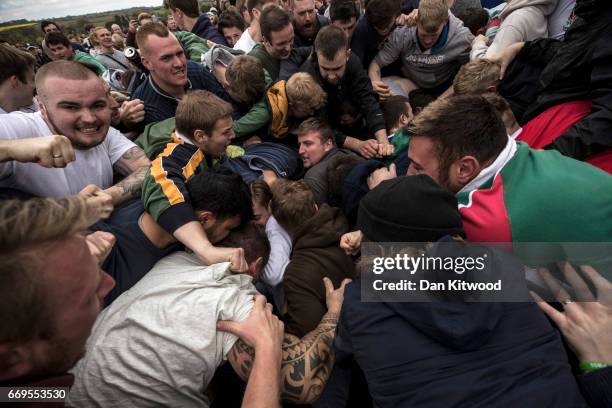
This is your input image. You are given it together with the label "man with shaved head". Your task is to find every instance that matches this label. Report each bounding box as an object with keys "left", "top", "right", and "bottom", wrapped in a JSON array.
[
  {"left": 0, "top": 60, "right": 150, "bottom": 205},
  {"left": 130, "top": 23, "right": 233, "bottom": 128}
]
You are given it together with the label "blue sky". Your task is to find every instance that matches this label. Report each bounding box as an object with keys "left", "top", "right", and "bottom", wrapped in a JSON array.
[{"left": 0, "top": 0, "right": 162, "bottom": 23}]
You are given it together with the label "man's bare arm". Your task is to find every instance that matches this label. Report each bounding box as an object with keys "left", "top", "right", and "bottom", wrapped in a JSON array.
[
  {"left": 228, "top": 311, "right": 339, "bottom": 404},
  {"left": 105, "top": 146, "right": 150, "bottom": 205}
]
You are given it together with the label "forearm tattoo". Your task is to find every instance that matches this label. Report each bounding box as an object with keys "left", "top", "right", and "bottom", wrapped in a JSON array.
[
  {"left": 113, "top": 165, "right": 147, "bottom": 204},
  {"left": 229, "top": 312, "right": 340, "bottom": 404}
]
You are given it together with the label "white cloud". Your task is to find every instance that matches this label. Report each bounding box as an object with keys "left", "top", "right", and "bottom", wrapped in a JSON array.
[{"left": 0, "top": 0, "right": 162, "bottom": 23}]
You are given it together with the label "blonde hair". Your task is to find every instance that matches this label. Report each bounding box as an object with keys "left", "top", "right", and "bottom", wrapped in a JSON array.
[
  {"left": 0, "top": 196, "right": 95, "bottom": 343},
  {"left": 418, "top": 0, "right": 449, "bottom": 33},
  {"left": 286, "top": 72, "right": 327, "bottom": 113},
  {"left": 453, "top": 59, "right": 501, "bottom": 95}
]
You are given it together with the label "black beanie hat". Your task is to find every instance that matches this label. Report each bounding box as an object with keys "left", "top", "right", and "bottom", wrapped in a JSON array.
[{"left": 357, "top": 175, "right": 465, "bottom": 242}]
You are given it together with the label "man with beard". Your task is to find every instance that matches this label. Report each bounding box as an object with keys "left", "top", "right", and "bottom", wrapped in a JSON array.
[
  {"left": 0, "top": 60, "right": 150, "bottom": 206},
  {"left": 249, "top": 5, "right": 294, "bottom": 81},
  {"left": 291, "top": 0, "right": 329, "bottom": 47}
]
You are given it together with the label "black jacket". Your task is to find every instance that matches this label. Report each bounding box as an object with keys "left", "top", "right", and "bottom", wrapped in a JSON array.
[
  {"left": 499, "top": 0, "right": 612, "bottom": 161},
  {"left": 331, "top": 242, "right": 588, "bottom": 408},
  {"left": 299, "top": 53, "right": 386, "bottom": 137}
]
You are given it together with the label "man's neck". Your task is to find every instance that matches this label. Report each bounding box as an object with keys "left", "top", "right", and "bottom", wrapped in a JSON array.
[
  {"left": 182, "top": 15, "right": 199, "bottom": 32},
  {"left": 249, "top": 21, "right": 262, "bottom": 42},
  {"left": 100, "top": 45, "right": 114, "bottom": 53},
  {"left": 152, "top": 76, "right": 187, "bottom": 99},
  {"left": 0, "top": 89, "right": 17, "bottom": 114}
]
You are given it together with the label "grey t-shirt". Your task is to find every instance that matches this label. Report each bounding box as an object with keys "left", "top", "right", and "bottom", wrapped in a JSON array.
[
  {"left": 68, "top": 253, "right": 257, "bottom": 407},
  {"left": 374, "top": 13, "right": 473, "bottom": 89},
  {"left": 96, "top": 48, "right": 131, "bottom": 71}
]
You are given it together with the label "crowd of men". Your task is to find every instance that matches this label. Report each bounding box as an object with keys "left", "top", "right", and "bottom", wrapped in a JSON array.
[{"left": 0, "top": 0, "right": 611, "bottom": 406}]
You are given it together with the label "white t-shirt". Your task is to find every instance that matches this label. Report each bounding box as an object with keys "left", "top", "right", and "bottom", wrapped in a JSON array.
[
  {"left": 0, "top": 111, "right": 135, "bottom": 197},
  {"left": 234, "top": 28, "right": 257, "bottom": 54},
  {"left": 68, "top": 252, "right": 257, "bottom": 408}
]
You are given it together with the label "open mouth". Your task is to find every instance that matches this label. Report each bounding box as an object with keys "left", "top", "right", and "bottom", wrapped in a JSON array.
[{"left": 77, "top": 125, "right": 102, "bottom": 135}]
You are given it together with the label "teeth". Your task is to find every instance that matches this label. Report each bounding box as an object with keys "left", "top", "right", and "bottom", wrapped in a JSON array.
[{"left": 80, "top": 128, "right": 97, "bottom": 132}]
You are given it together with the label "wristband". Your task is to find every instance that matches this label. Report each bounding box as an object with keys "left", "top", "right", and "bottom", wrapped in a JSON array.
[{"left": 579, "top": 362, "right": 610, "bottom": 374}]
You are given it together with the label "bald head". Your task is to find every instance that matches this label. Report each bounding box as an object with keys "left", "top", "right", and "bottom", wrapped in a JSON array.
[{"left": 35, "top": 60, "right": 100, "bottom": 102}]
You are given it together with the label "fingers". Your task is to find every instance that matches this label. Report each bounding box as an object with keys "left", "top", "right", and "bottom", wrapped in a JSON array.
[
  {"left": 339, "top": 278, "right": 352, "bottom": 290},
  {"left": 229, "top": 247, "right": 248, "bottom": 272},
  {"left": 323, "top": 276, "right": 334, "bottom": 295},
  {"left": 217, "top": 319, "right": 240, "bottom": 335},
  {"left": 560, "top": 262, "right": 595, "bottom": 302},
  {"left": 538, "top": 267, "right": 572, "bottom": 303},
  {"left": 530, "top": 290, "right": 566, "bottom": 328},
  {"left": 580, "top": 265, "right": 612, "bottom": 295},
  {"left": 360, "top": 140, "right": 378, "bottom": 159}
]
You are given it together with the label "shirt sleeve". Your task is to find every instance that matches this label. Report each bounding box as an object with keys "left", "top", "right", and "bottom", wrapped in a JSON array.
[
  {"left": 373, "top": 27, "right": 407, "bottom": 69},
  {"left": 106, "top": 127, "right": 138, "bottom": 164},
  {"left": 261, "top": 216, "right": 292, "bottom": 287},
  {"left": 141, "top": 144, "right": 201, "bottom": 234}
]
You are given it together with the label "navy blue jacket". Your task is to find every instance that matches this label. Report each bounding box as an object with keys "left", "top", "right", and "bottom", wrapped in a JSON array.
[
  {"left": 332, "top": 245, "right": 587, "bottom": 408},
  {"left": 192, "top": 14, "right": 227, "bottom": 46},
  {"left": 132, "top": 60, "right": 232, "bottom": 130}
]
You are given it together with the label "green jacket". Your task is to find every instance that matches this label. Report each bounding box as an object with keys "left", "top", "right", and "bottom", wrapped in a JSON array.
[
  {"left": 174, "top": 31, "right": 211, "bottom": 62},
  {"left": 75, "top": 51, "right": 107, "bottom": 75}
]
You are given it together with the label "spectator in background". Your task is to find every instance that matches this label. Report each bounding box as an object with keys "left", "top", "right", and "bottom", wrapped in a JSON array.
[
  {"left": 45, "top": 31, "right": 107, "bottom": 75},
  {"left": 40, "top": 20, "right": 60, "bottom": 35},
  {"left": 0, "top": 44, "right": 37, "bottom": 114},
  {"left": 111, "top": 24, "right": 124, "bottom": 36},
  {"left": 290, "top": 0, "right": 329, "bottom": 47},
  {"left": 329, "top": 0, "right": 360, "bottom": 42},
  {"left": 163, "top": 0, "right": 228, "bottom": 45},
  {"left": 166, "top": 14, "right": 179, "bottom": 31},
  {"left": 92, "top": 27, "right": 131, "bottom": 71},
  {"left": 208, "top": 7, "right": 220, "bottom": 26},
  {"left": 111, "top": 33, "right": 125, "bottom": 51},
  {"left": 218, "top": 10, "right": 247, "bottom": 47},
  {"left": 138, "top": 12, "right": 154, "bottom": 26}
]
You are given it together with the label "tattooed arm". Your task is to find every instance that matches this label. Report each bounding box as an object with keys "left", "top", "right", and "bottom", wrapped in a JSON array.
[
  {"left": 226, "top": 278, "right": 351, "bottom": 404},
  {"left": 104, "top": 146, "right": 151, "bottom": 205}
]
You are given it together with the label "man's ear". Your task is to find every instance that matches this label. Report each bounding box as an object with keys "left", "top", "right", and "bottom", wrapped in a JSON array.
[
  {"left": 193, "top": 129, "right": 206, "bottom": 144},
  {"left": 250, "top": 256, "right": 264, "bottom": 278},
  {"left": 37, "top": 96, "right": 48, "bottom": 120},
  {"left": 476, "top": 27, "right": 486, "bottom": 36},
  {"left": 0, "top": 343, "right": 34, "bottom": 382},
  {"left": 346, "top": 48, "right": 351, "bottom": 61},
  {"left": 485, "top": 84, "right": 497, "bottom": 93},
  {"left": 196, "top": 210, "right": 214, "bottom": 226},
  {"left": 455, "top": 156, "right": 481, "bottom": 185}
]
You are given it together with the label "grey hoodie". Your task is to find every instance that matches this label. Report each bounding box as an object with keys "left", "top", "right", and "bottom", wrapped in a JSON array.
[
  {"left": 374, "top": 12, "right": 473, "bottom": 89},
  {"left": 472, "top": 0, "right": 559, "bottom": 59}
]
